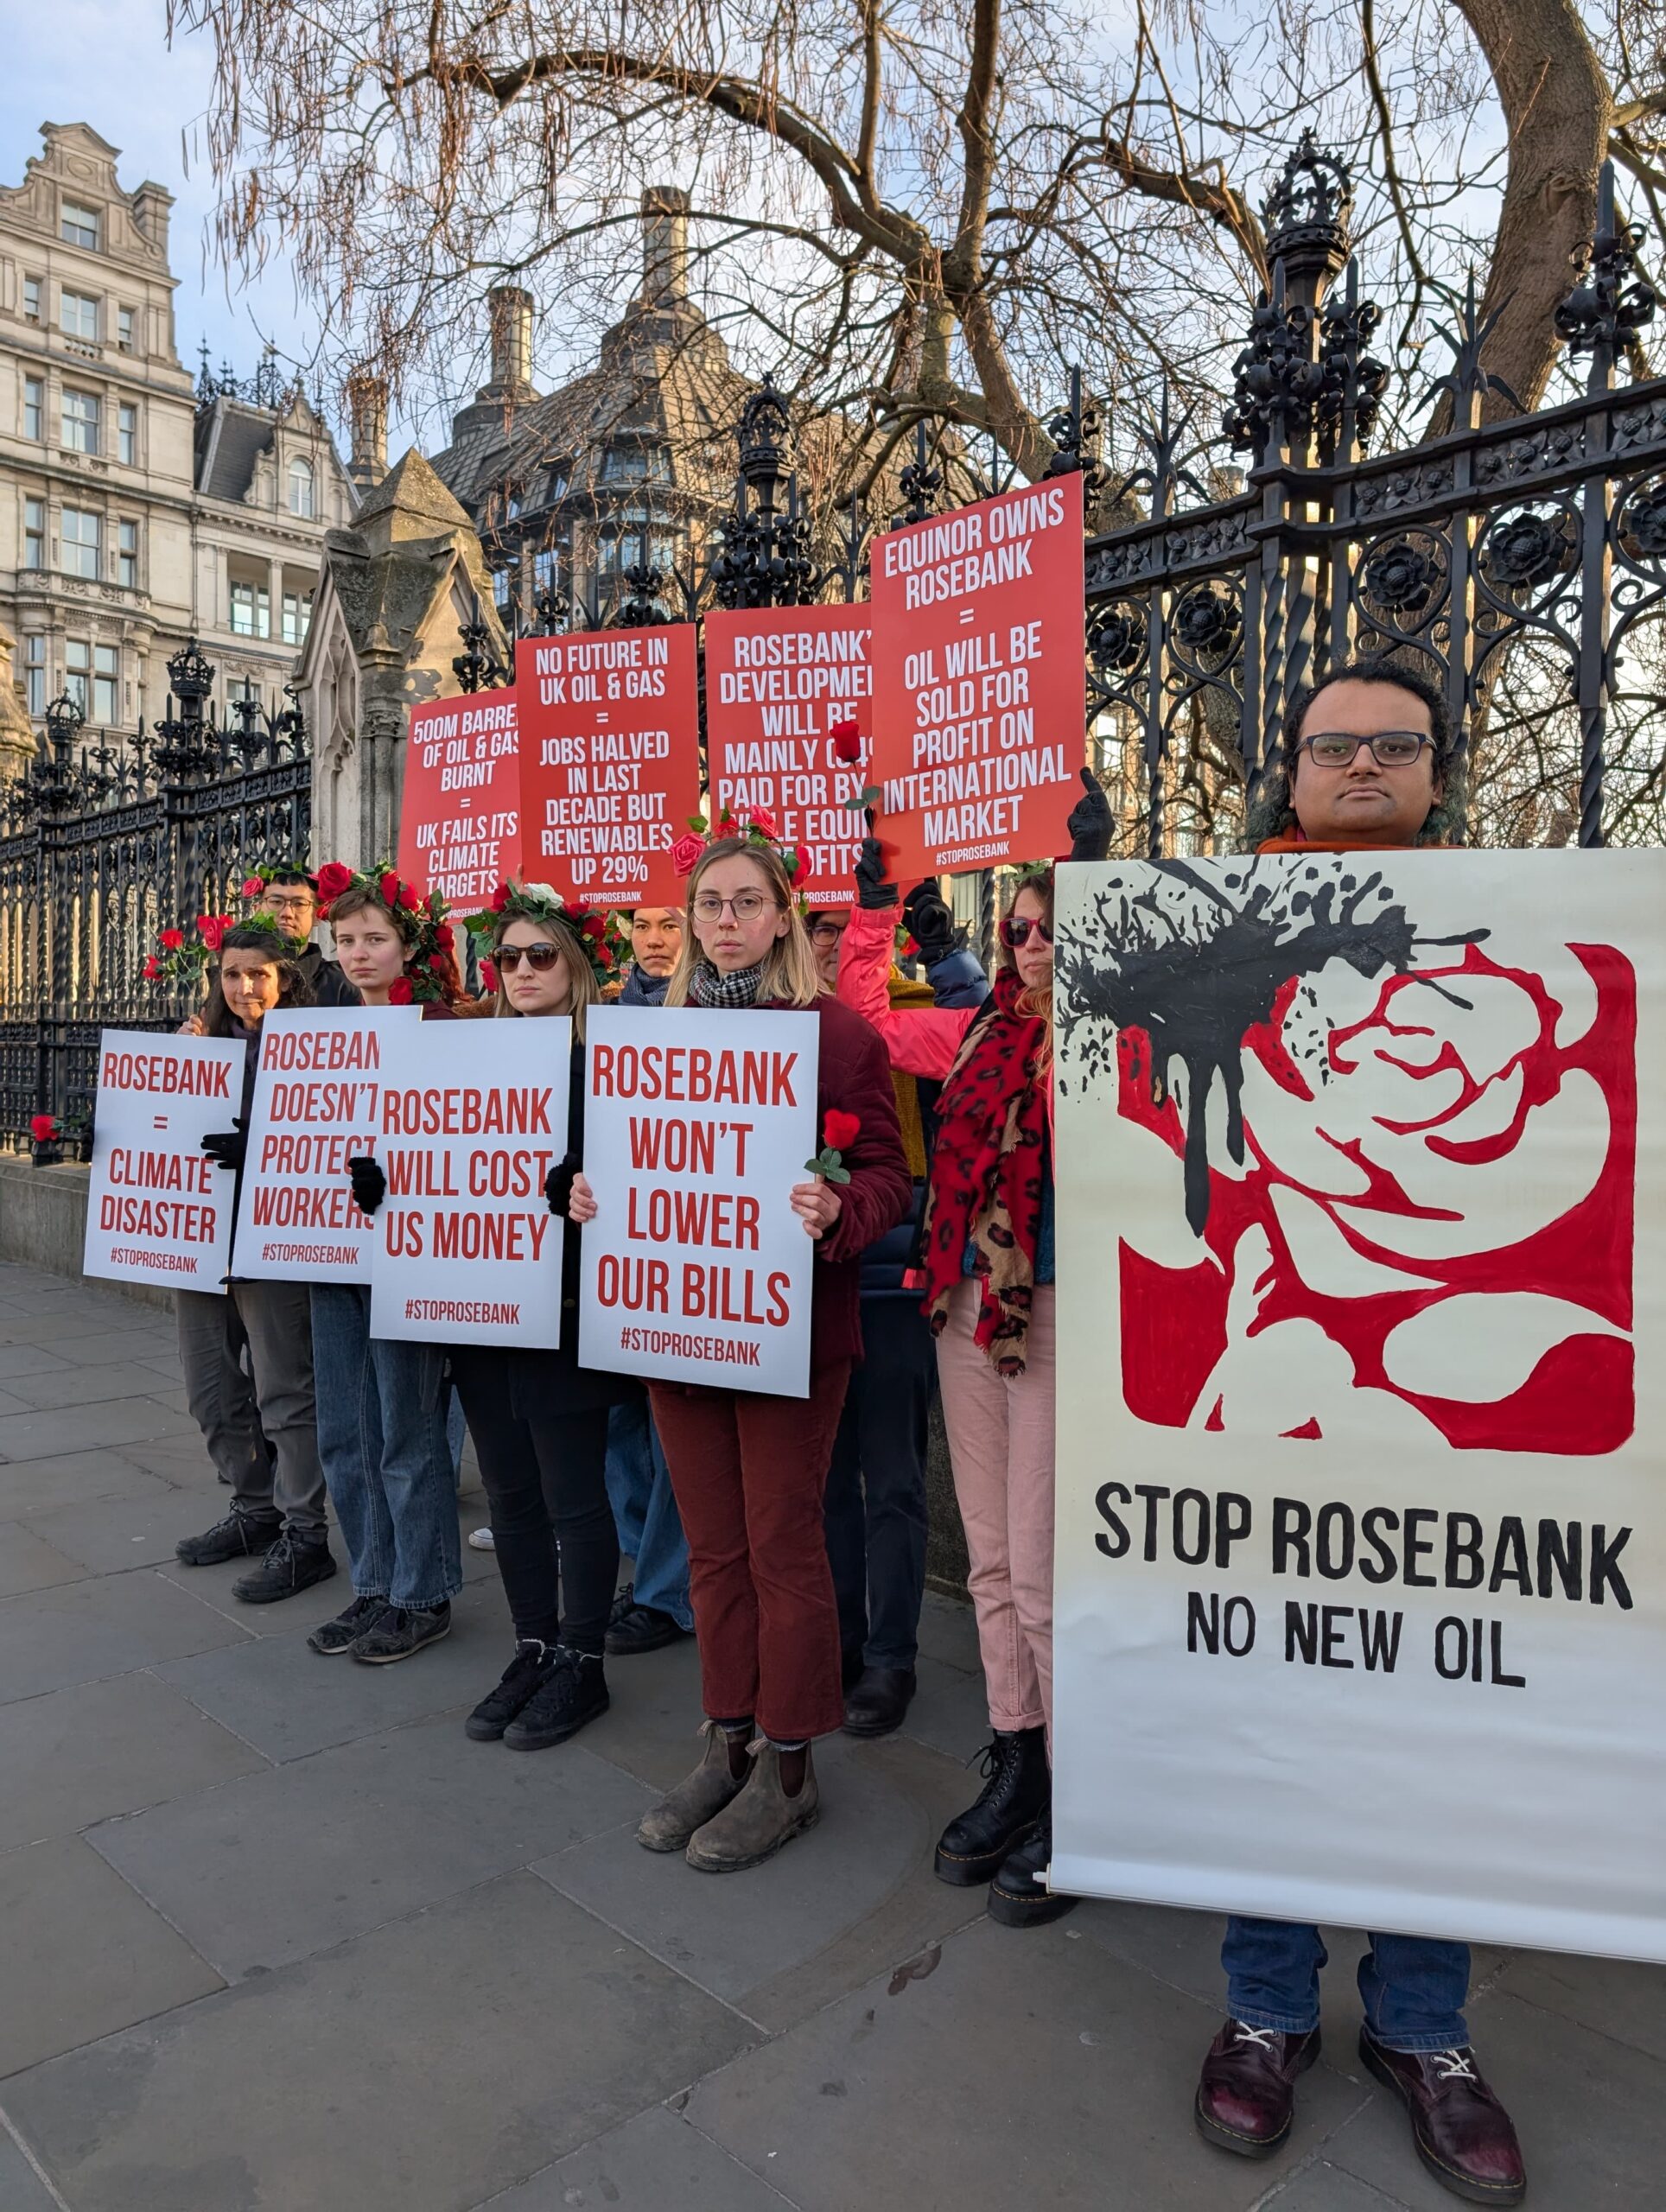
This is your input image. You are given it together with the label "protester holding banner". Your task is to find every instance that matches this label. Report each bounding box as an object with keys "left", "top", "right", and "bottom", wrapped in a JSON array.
[
  {"left": 623, "top": 826, "right": 911, "bottom": 1872},
  {"left": 812, "top": 885, "right": 986, "bottom": 1736},
  {"left": 302, "top": 867, "right": 466, "bottom": 1666},
  {"left": 442, "top": 882, "right": 640, "bottom": 1747},
  {"left": 837, "top": 773, "right": 1109, "bottom": 1922},
  {"left": 179, "top": 866, "right": 359, "bottom": 1036},
  {"left": 173, "top": 921, "right": 337, "bottom": 1603},
  {"left": 1187, "top": 659, "right": 1525, "bottom": 2206}
]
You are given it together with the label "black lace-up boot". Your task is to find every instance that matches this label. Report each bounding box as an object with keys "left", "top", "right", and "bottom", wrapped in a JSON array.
[{"left": 933, "top": 1726, "right": 1049, "bottom": 1885}]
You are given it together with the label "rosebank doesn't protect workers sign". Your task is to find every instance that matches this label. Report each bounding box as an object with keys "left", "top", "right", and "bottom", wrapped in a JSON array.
[{"left": 577, "top": 1004, "right": 818, "bottom": 1395}]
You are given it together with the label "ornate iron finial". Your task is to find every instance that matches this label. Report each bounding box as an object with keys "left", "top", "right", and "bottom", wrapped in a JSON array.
[
  {"left": 1424, "top": 270, "right": 1522, "bottom": 425},
  {"left": 1317, "top": 258, "right": 1389, "bottom": 459},
  {"left": 1223, "top": 262, "right": 1327, "bottom": 460},
  {"left": 531, "top": 579, "right": 570, "bottom": 635},
  {"left": 897, "top": 423, "right": 944, "bottom": 526},
  {"left": 1043, "top": 366, "right": 1104, "bottom": 497},
  {"left": 1555, "top": 160, "right": 1658, "bottom": 393},
  {"left": 615, "top": 542, "right": 669, "bottom": 629},
  {"left": 736, "top": 373, "right": 793, "bottom": 492},
  {"left": 452, "top": 613, "right": 506, "bottom": 693},
  {"left": 1263, "top": 131, "right": 1353, "bottom": 276},
  {"left": 251, "top": 342, "right": 285, "bottom": 411},
  {"left": 166, "top": 639, "right": 216, "bottom": 721},
  {"left": 710, "top": 476, "right": 817, "bottom": 611}
]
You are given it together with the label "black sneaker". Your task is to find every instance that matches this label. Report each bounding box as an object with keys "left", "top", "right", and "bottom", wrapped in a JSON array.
[
  {"left": 502, "top": 1646, "right": 609, "bottom": 1749},
  {"left": 175, "top": 1508, "right": 281, "bottom": 1567},
  {"left": 466, "top": 1641, "right": 559, "bottom": 1740},
  {"left": 307, "top": 1593, "right": 388, "bottom": 1656},
  {"left": 605, "top": 1582, "right": 690, "bottom": 1656},
  {"left": 231, "top": 1530, "right": 337, "bottom": 1604},
  {"left": 350, "top": 1601, "right": 451, "bottom": 1664}
]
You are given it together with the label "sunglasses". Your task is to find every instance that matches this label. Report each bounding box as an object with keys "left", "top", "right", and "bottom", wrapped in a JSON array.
[
  {"left": 495, "top": 943, "right": 566, "bottom": 973},
  {"left": 999, "top": 915, "right": 1054, "bottom": 950},
  {"left": 1300, "top": 731, "right": 1431, "bottom": 769}
]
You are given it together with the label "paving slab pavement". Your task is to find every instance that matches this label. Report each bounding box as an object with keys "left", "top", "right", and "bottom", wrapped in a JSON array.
[{"left": 0, "top": 1263, "right": 1659, "bottom": 2211}]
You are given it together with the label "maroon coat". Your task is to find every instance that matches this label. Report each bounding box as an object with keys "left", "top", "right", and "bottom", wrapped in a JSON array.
[{"left": 768, "top": 993, "right": 912, "bottom": 1369}]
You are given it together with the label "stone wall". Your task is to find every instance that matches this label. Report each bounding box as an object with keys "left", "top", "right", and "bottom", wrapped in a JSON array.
[{"left": 0, "top": 1157, "right": 169, "bottom": 1313}]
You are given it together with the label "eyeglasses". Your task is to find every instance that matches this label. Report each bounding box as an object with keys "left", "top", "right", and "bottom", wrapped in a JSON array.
[
  {"left": 999, "top": 915, "right": 1053, "bottom": 950},
  {"left": 1300, "top": 731, "right": 1432, "bottom": 769},
  {"left": 807, "top": 919, "right": 847, "bottom": 944},
  {"left": 495, "top": 943, "right": 565, "bottom": 973},
  {"left": 692, "top": 891, "right": 776, "bottom": 923}
]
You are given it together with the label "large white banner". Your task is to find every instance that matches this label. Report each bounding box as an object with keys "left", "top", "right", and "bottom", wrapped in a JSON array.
[
  {"left": 1052, "top": 849, "right": 1666, "bottom": 1962},
  {"left": 83, "top": 1030, "right": 249, "bottom": 1294},
  {"left": 231, "top": 1007, "right": 419, "bottom": 1283},
  {"left": 366, "top": 1017, "right": 570, "bottom": 1346},
  {"left": 577, "top": 1004, "right": 819, "bottom": 1396}
]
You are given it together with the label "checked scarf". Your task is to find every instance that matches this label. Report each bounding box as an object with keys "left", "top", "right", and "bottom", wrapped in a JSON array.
[
  {"left": 917, "top": 968, "right": 1049, "bottom": 1375},
  {"left": 687, "top": 959, "right": 766, "bottom": 1009}
]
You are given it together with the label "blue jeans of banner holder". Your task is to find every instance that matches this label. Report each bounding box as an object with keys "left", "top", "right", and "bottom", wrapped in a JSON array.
[
  {"left": 1224, "top": 1916, "right": 1472, "bottom": 2054},
  {"left": 310, "top": 1283, "right": 463, "bottom": 1611},
  {"left": 604, "top": 1398, "right": 693, "bottom": 1631}
]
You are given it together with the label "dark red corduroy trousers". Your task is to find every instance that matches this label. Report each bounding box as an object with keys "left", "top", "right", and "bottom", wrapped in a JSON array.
[{"left": 650, "top": 1358, "right": 851, "bottom": 1744}]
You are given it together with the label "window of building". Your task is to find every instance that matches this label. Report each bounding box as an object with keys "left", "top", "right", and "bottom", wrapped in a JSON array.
[
  {"left": 93, "top": 644, "right": 118, "bottom": 724},
  {"left": 22, "top": 276, "right": 41, "bottom": 324},
  {"left": 23, "top": 378, "right": 42, "bottom": 441},
  {"left": 23, "top": 499, "right": 45, "bottom": 571},
  {"left": 62, "top": 389, "right": 99, "bottom": 454},
  {"left": 492, "top": 564, "right": 514, "bottom": 618},
  {"left": 61, "top": 202, "right": 100, "bottom": 250},
  {"left": 282, "top": 589, "right": 313, "bottom": 647},
  {"left": 287, "top": 456, "right": 315, "bottom": 518},
  {"left": 65, "top": 639, "right": 90, "bottom": 715},
  {"left": 60, "top": 291, "right": 99, "bottom": 342},
  {"left": 228, "top": 676, "right": 261, "bottom": 707},
  {"left": 600, "top": 443, "right": 671, "bottom": 482},
  {"left": 23, "top": 636, "right": 46, "bottom": 717},
  {"left": 118, "top": 519, "right": 139, "bottom": 589},
  {"left": 230, "top": 580, "right": 270, "bottom": 639},
  {"left": 118, "top": 307, "right": 136, "bottom": 353},
  {"left": 118, "top": 402, "right": 137, "bottom": 465},
  {"left": 61, "top": 507, "right": 100, "bottom": 580}
]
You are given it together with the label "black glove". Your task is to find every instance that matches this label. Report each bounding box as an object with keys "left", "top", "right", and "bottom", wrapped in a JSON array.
[
  {"left": 200, "top": 1121, "right": 246, "bottom": 1173},
  {"left": 901, "top": 880, "right": 959, "bottom": 963},
  {"left": 544, "top": 1152, "right": 579, "bottom": 1217},
  {"left": 347, "top": 1155, "right": 386, "bottom": 1216},
  {"left": 1066, "top": 766, "right": 1113, "bottom": 862},
  {"left": 855, "top": 808, "right": 898, "bottom": 909}
]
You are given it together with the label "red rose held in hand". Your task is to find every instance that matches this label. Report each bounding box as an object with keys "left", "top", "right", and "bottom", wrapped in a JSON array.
[
  {"left": 315, "top": 862, "right": 353, "bottom": 900},
  {"left": 830, "top": 718, "right": 862, "bottom": 764},
  {"left": 142, "top": 956, "right": 161, "bottom": 979},
  {"left": 823, "top": 1109, "right": 862, "bottom": 1153},
  {"left": 671, "top": 832, "right": 704, "bottom": 877},
  {"left": 196, "top": 914, "right": 230, "bottom": 951}
]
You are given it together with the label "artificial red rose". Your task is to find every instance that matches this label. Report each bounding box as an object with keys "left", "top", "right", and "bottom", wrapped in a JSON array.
[
  {"left": 823, "top": 1109, "right": 862, "bottom": 1153},
  {"left": 489, "top": 883, "right": 511, "bottom": 912},
  {"left": 429, "top": 954, "right": 448, "bottom": 974},
  {"left": 196, "top": 913, "right": 231, "bottom": 951},
  {"left": 159, "top": 929, "right": 184, "bottom": 950},
  {"left": 671, "top": 832, "right": 704, "bottom": 877},
  {"left": 435, "top": 923, "right": 454, "bottom": 950},
  {"left": 581, "top": 913, "right": 607, "bottom": 939},
  {"left": 241, "top": 875, "right": 266, "bottom": 899},
  {"left": 30, "top": 1115, "right": 59, "bottom": 1143},
  {"left": 791, "top": 848, "right": 811, "bottom": 887},
  {"left": 378, "top": 871, "right": 402, "bottom": 907},
  {"left": 142, "top": 955, "right": 162, "bottom": 979},
  {"left": 388, "top": 976, "right": 415, "bottom": 1005},
  {"left": 747, "top": 805, "right": 779, "bottom": 839},
  {"left": 315, "top": 862, "right": 353, "bottom": 900},
  {"left": 830, "top": 719, "right": 862, "bottom": 764},
  {"left": 480, "top": 959, "right": 499, "bottom": 993}
]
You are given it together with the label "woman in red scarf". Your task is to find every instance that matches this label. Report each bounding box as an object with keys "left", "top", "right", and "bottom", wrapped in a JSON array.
[{"left": 837, "top": 774, "right": 1109, "bottom": 1928}]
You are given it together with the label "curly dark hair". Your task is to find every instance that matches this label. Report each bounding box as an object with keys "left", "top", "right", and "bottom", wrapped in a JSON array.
[
  {"left": 201, "top": 923, "right": 315, "bottom": 1036},
  {"left": 1243, "top": 657, "right": 1466, "bottom": 849}
]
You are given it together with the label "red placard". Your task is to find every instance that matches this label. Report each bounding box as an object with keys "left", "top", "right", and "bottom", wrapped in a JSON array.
[
  {"left": 397, "top": 688, "right": 523, "bottom": 906},
  {"left": 703, "top": 606, "right": 873, "bottom": 906},
  {"left": 515, "top": 627, "right": 701, "bottom": 909},
  {"left": 871, "top": 472, "right": 1085, "bottom": 879}
]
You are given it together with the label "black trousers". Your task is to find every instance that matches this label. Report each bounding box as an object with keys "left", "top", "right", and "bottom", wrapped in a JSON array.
[
  {"left": 823, "top": 1294, "right": 935, "bottom": 1671},
  {"left": 450, "top": 1351, "right": 618, "bottom": 1655}
]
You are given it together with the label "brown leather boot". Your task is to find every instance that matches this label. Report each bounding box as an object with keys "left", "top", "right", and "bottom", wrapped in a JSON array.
[
  {"left": 1195, "top": 2018, "right": 1321, "bottom": 2157},
  {"left": 1359, "top": 2029, "right": 1526, "bottom": 2204},
  {"left": 636, "top": 1722, "right": 751, "bottom": 1853},
  {"left": 684, "top": 1740, "right": 819, "bottom": 1872}
]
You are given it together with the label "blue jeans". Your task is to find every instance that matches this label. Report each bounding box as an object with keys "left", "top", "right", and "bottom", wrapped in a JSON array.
[
  {"left": 310, "top": 1284, "right": 462, "bottom": 1611},
  {"left": 1224, "top": 1916, "right": 1471, "bottom": 2053},
  {"left": 604, "top": 1398, "right": 692, "bottom": 1630}
]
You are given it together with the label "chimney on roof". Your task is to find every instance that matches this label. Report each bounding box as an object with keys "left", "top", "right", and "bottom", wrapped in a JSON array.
[
  {"left": 346, "top": 370, "right": 388, "bottom": 493},
  {"left": 639, "top": 188, "right": 690, "bottom": 310},
  {"left": 483, "top": 287, "right": 537, "bottom": 401},
  {"left": 131, "top": 181, "right": 174, "bottom": 259}
]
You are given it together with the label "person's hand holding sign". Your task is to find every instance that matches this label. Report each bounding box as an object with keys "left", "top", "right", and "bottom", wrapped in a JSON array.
[
  {"left": 545, "top": 1153, "right": 597, "bottom": 1224},
  {"left": 796, "top": 1111, "right": 862, "bottom": 1240}
]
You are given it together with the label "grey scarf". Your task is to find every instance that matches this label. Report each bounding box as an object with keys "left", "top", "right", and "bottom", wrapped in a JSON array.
[{"left": 688, "top": 959, "right": 766, "bottom": 1009}]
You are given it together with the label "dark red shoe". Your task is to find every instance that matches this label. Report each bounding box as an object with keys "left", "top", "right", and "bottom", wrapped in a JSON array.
[
  {"left": 1358, "top": 2028, "right": 1525, "bottom": 2204},
  {"left": 1194, "top": 2018, "right": 1320, "bottom": 2157}
]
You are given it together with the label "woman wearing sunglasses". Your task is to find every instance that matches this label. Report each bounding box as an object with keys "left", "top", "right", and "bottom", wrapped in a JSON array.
[
  {"left": 614, "top": 825, "right": 911, "bottom": 1873},
  {"left": 836, "top": 770, "right": 1110, "bottom": 1929}
]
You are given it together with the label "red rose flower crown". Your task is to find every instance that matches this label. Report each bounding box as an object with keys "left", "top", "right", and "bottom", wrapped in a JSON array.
[
  {"left": 141, "top": 907, "right": 258, "bottom": 987},
  {"left": 673, "top": 805, "right": 812, "bottom": 898},
  {"left": 315, "top": 860, "right": 456, "bottom": 1004},
  {"left": 461, "top": 880, "right": 617, "bottom": 990}
]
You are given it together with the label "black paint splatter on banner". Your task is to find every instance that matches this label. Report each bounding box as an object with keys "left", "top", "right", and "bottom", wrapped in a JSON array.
[{"left": 1055, "top": 858, "right": 1485, "bottom": 1235}]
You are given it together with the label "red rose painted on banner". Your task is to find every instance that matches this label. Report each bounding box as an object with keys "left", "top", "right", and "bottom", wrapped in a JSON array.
[
  {"left": 241, "top": 875, "right": 266, "bottom": 899},
  {"left": 1069, "top": 858, "right": 1636, "bottom": 1454},
  {"left": 388, "top": 976, "right": 415, "bottom": 1005},
  {"left": 159, "top": 929, "right": 184, "bottom": 950},
  {"left": 830, "top": 718, "right": 862, "bottom": 764},
  {"left": 315, "top": 863, "right": 353, "bottom": 901},
  {"left": 671, "top": 833, "right": 704, "bottom": 878}
]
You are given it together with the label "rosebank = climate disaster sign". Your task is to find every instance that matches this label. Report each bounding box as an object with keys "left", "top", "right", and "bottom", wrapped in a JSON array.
[{"left": 1051, "top": 849, "right": 1666, "bottom": 1962}]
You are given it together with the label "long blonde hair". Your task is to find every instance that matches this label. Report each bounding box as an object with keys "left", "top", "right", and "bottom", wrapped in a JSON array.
[
  {"left": 490, "top": 915, "right": 596, "bottom": 1039},
  {"left": 667, "top": 838, "right": 821, "bottom": 1008}
]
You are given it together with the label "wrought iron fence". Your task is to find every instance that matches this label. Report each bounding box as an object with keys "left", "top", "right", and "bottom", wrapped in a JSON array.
[{"left": 0, "top": 644, "right": 309, "bottom": 1148}]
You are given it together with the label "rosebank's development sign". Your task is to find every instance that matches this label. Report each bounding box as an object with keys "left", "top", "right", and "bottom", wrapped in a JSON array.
[{"left": 83, "top": 1031, "right": 248, "bottom": 1292}]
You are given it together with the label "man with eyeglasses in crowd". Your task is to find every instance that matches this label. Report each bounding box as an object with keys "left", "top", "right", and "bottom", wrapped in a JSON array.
[
  {"left": 811, "top": 885, "right": 987, "bottom": 1736},
  {"left": 251, "top": 868, "right": 361, "bottom": 1007}
]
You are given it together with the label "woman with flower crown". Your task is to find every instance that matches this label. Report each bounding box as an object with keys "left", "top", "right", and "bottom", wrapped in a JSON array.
[
  {"left": 301, "top": 862, "right": 469, "bottom": 1666},
  {"left": 595, "top": 817, "right": 910, "bottom": 1873}
]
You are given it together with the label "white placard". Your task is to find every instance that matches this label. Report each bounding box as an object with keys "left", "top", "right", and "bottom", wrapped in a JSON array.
[
  {"left": 230, "top": 1007, "right": 421, "bottom": 1282},
  {"left": 1051, "top": 849, "right": 1666, "bottom": 1962},
  {"left": 366, "top": 1016, "right": 570, "bottom": 1345},
  {"left": 578, "top": 1004, "right": 819, "bottom": 1397},
  {"left": 83, "top": 1029, "right": 249, "bottom": 1293}
]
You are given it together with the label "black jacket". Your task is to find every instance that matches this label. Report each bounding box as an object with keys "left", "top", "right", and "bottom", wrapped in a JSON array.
[{"left": 296, "top": 942, "right": 360, "bottom": 1008}]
